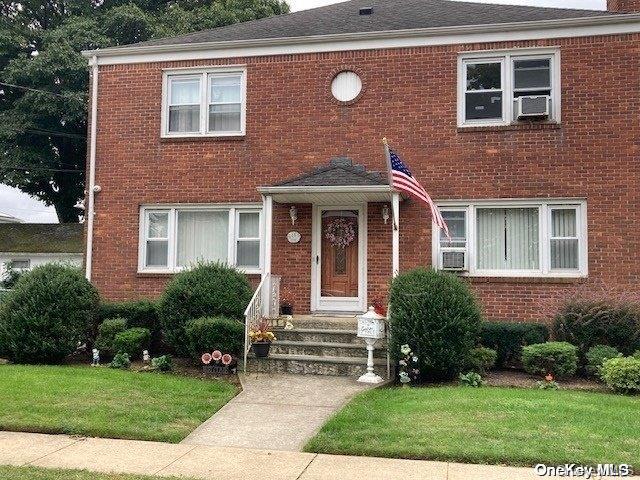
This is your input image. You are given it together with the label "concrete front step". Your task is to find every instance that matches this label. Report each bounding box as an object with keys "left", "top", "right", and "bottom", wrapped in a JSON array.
[
  {"left": 245, "top": 353, "right": 388, "bottom": 377},
  {"left": 271, "top": 340, "right": 387, "bottom": 359},
  {"left": 275, "top": 328, "right": 363, "bottom": 344}
]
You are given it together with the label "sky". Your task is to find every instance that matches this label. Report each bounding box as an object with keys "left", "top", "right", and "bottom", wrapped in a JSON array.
[{"left": 0, "top": 0, "right": 606, "bottom": 223}]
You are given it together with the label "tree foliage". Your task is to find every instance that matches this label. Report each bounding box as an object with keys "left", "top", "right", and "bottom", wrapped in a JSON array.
[{"left": 0, "top": 0, "right": 289, "bottom": 221}]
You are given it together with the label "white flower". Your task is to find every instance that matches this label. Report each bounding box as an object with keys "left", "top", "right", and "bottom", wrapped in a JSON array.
[
  {"left": 412, "top": 356, "right": 418, "bottom": 362},
  {"left": 399, "top": 360, "right": 407, "bottom": 366},
  {"left": 400, "top": 344, "right": 411, "bottom": 355},
  {"left": 399, "top": 372, "right": 410, "bottom": 383}
]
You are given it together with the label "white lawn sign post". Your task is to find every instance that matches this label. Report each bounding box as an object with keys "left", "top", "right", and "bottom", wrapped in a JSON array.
[{"left": 357, "top": 306, "right": 386, "bottom": 384}]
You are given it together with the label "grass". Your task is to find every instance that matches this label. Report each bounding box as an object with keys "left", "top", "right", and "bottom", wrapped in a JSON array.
[
  {"left": 305, "top": 386, "right": 640, "bottom": 467},
  {"left": 0, "top": 365, "right": 237, "bottom": 443},
  {"left": 0, "top": 466, "right": 197, "bottom": 480}
]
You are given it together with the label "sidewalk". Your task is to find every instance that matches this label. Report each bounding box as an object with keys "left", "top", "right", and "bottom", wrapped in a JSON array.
[{"left": 0, "top": 431, "right": 555, "bottom": 480}]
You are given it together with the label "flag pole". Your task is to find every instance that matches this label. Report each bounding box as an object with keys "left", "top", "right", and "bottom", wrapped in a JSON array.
[{"left": 382, "top": 137, "right": 398, "bottom": 232}]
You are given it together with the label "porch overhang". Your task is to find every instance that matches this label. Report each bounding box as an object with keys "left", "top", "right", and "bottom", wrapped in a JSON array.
[{"left": 257, "top": 185, "right": 397, "bottom": 204}]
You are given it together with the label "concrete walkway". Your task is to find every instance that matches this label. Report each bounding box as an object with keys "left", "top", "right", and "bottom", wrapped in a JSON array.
[
  {"left": 182, "top": 373, "right": 372, "bottom": 451},
  {"left": 0, "top": 431, "right": 557, "bottom": 480}
]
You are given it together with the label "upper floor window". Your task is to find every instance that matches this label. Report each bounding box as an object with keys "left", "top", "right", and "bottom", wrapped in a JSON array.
[
  {"left": 433, "top": 199, "right": 587, "bottom": 278},
  {"left": 139, "top": 205, "right": 261, "bottom": 274},
  {"left": 162, "top": 67, "right": 246, "bottom": 137},
  {"left": 458, "top": 49, "right": 560, "bottom": 127}
]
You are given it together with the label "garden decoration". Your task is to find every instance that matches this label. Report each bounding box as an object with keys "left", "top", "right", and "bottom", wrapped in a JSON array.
[
  {"left": 280, "top": 287, "right": 294, "bottom": 316},
  {"left": 142, "top": 350, "right": 150, "bottom": 364},
  {"left": 201, "top": 350, "right": 236, "bottom": 375},
  {"left": 357, "top": 306, "right": 386, "bottom": 384},
  {"left": 284, "top": 321, "right": 294, "bottom": 330},
  {"left": 249, "top": 319, "right": 276, "bottom": 358},
  {"left": 325, "top": 217, "right": 356, "bottom": 248},
  {"left": 91, "top": 348, "right": 100, "bottom": 367},
  {"left": 398, "top": 344, "right": 420, "bottom": 386}
]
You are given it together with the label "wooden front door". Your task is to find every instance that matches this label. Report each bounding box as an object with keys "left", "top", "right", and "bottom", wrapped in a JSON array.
[{"left": 321, "top": 210, "right": 359, "bottom": 298}]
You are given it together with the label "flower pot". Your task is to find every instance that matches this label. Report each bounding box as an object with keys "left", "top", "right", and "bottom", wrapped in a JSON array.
[
  {"left": 252, "top": 341, "right": 271, "bottom": 358},
  {"left": 280, "top": 305, "right": 293, "bottom": 316}
]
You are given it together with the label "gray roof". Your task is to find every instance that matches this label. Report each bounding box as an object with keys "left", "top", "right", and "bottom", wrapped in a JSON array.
[
  {"left": 0, "top": 224, "right": 84, "bottom": 254},
  {"left": 128, "top": 0, "right": 618, "bottom": 48},
  {"left": 275, "top": 157, "right": 387, "bottom": 187}
]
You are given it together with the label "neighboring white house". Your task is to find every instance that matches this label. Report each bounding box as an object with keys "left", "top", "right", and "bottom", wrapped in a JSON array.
[
  {"left": 0, "top": 213, "right": 22, "bottom": 224},
  {"left": 0, "top": 224, "right": 84, "bottom": 281}
]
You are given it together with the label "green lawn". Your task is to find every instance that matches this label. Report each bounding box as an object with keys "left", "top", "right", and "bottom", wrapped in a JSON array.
[
  {"left": 305, "top": 386, "right": 640, "bottom": 467},
  {"left": 0, "top": 466, "right": 196, "bottom": 480},
  {"left": 0, "top": 365, "right": 237, "bottom": 443}
]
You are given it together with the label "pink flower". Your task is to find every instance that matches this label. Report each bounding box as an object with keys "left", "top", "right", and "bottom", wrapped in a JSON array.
[
  {"left": 212, "top": 350, "right": 222, "bottom": 361},
  {"left": 221, "top": 354, "right": 232, "bottom": 366},
  {"left": 201, "top": 353, "right": 212, "bottom": 365}
]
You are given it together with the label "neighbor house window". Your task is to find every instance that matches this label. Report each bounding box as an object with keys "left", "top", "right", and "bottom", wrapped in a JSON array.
[
  {"left": 8, "top": 259, "right": 30, "bottom": 271},
  {"left": 434, "top": 200, "right": 586, "bottom": 277},
  {"left": 458, "top": 49, "right": 559, "bottom": 126},
  {"left": 140, "top": 205, "right": 261, "bottom": 273},
  {"left": 163, "top": 67, "right": 246, "bottom": 137}
]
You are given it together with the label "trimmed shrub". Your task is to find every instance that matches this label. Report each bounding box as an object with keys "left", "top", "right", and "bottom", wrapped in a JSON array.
[
  {"left": 600, "top": 356, "right": 640, "bottom": 394},
  {"left": 389, "top": 268, "right": 482, "bottom": 381},
  {"left": 110, "top": 352, "right": 131, "bottom": 369},
  {"left": 94, "top": 318, "right": 128, "bottom": 357},
  {"left": 468, "top": 347, "right": 497, "bottom": 374},
  {"left": 522, "top": 342, "right": 578, "bottom": 378},
  {"left": 481, "top": 321, "right": 549, "bottom": 368},
  {"left": 585, "top": 344, "right": 621, "bottom": 377},
  {"left": 97, "top": 300, "right": 158, "bottom": 335},
  {"left": 0, "top": 265, "right": 99, "bottom": 364},
  {"left": 184, "top": 317, "right": 244, "bottom": 359},
  {"left": 554, "top": 299, "right": 640, "bottom": 356},
  {"left": 113, "top": 327, "right": 151, "bottom": 359},
  {"left": 158, "top": 263, "right": 252, "bottom": 355}
]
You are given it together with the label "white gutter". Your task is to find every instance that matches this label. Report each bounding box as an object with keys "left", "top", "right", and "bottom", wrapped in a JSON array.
[
  {"left": 81, "top": 13, "right": 640, "bottom": 62},
  {"left": 85, "top": 55, "right": 98, "bottom": 281}
]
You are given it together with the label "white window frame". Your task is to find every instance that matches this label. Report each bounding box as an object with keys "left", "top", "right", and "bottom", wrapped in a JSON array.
[
  {"left": 457, "top": 48, "right": 561, "bottom": 127},
  {"left": 432, "top": 199, "right": 587, "bottom": 278},
  {"left": 8, "top": 259, "right": 31, "bottom": 272},
  {"left": 161, "top": 66, "right": 247, "bottom": 138},
  {"left": 138, "top": 204, "right": 262, "bottom": 274}
]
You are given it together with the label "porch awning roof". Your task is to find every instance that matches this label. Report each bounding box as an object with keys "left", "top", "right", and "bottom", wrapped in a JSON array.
[{"left": 258, "top": 157, "right": 397, "bottom": 203}]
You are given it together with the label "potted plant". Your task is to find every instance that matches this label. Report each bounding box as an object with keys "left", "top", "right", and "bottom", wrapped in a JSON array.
[
  {"left": 249, "top": 319, "right": 276, "bottom": 358},
  {"left": 280, "top": 288, "right": 294, "bottom": 316}
]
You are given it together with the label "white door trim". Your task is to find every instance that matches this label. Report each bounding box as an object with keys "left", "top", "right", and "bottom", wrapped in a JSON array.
[{"left": 311, "top": 204, "right": 367, "bottom": 313}]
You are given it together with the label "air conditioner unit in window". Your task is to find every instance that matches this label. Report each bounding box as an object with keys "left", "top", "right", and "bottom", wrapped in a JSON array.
[
  {"left": 441, "top": 250, "right": 467, "bottom": 271},
  {"left": 516, "top": 95, "right": 550, "bottom": 119}
]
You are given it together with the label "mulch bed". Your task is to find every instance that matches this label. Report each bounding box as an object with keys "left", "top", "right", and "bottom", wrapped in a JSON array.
[{"left": 484, "top": 369, "right": 606, "bottom": 392}]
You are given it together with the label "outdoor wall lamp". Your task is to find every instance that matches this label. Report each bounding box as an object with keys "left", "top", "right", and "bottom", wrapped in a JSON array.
[
  {"left": 289, "top": 205, "right": 298, "bottom": 226},
  {"left": 382, "top": 204, "right": 390, "bottom": 225}
]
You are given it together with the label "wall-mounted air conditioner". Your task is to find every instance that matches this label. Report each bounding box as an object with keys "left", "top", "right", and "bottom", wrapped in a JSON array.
[
  {"left": 516, "top": 95, "right": 550, "bottom": 119},
  {"left": 441, "top": 250, "right": 467, "bottom": 271}
]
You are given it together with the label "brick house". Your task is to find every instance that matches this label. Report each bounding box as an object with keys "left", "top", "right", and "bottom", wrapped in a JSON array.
[{"left": 82, "top": 0, "right": 640, "bottom": 326}]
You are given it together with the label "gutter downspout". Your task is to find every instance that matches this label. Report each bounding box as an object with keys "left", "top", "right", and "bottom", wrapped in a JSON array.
[{"left": 85, "top": 55, "right": 98, "bottom": 281}]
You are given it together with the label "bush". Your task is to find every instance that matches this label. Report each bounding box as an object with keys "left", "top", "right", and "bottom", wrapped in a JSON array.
[
  {"left": 110, "top": 352, "right": 131, "bottom": 369},
  {"left": 158, "top": 263, "right": 252, "bottom": 355},
  {"left": 521, "top": 342, "right": 578, "bottom": 378},
  {"left": 459, "top": 371, "right": 484, "bottom": 387},
  {"left": 151, "top": 355, "right": 173, "bottom": 372},
  {"left": 389, "top": 268, "right": 481, "bottom": 381},
  {"left": 94, "top": 318, "right": 128, "bottom": 357},
  {"left": 481, "top": 321, "right": 549, "bottom": 368},
  {"left": 0, "top": 265, "right": 99, "bottom": 364},
  {"left": 184, "top": 317, "right": 244, "bottom": 359},
  {"left": 468, "top": 347, "right": 497, "bottom": 374},
  {"left": 600, "top": 356, "right": 640, "bottom": 394},
  {"left": 113, "top": 327, "right": 151, "bottom": 359},
  {"left": 97, "top": 300, "right": 159, "bottom": 337},
  {"left": 554, "top": 299, "right": 640, "bottom": 356},
  {"left": 585, "top": 344, "right": 621, "bottom": 377}
]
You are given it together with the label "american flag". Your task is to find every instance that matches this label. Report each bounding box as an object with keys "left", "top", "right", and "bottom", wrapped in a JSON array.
[{"left": 386, "top": 144, "right": 450, "bottom": 239}]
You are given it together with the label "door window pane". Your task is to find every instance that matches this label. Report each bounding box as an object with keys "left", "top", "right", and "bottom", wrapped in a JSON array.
[
  {"left": 477, "top": 208, "right": 539, "bottom": 270},
  {"left": 514, "top": 59, "right": 550, "bottom": 90},
  {"left": 177, "top": 211, "right": 229, "bottom": 267},
  {"left": 550, "top": 209, "right": 579, "bottom": 269}
]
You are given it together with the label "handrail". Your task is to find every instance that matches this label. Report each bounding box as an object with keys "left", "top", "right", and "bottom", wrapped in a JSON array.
[{"left": 243, "top": 274, "right": 270, "bottom": 373}]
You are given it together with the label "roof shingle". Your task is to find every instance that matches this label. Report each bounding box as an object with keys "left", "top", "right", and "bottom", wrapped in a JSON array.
[
  {"left": 0, "top": 224, "right": 84, "bottom": 254},
  {"left": 275, "top": 157, "right": 388, "bottom": 187}
]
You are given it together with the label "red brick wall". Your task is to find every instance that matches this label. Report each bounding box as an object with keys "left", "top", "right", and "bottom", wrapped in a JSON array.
[
  {"left": 90, "top": 33, "right": 640, "bottom": 324},
  {"left": 607, "top": 0, "right": 640, "bottom": 12}
]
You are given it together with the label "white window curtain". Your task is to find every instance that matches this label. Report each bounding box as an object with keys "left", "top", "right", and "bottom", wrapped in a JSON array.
[
  {"left": 236, "top": 212, "right": 260, "bottom": 268},
  {"left": 168, "top": 78, "right": 201, "bottom": 133},
  {"left": 209, "top": 75, "right": 242, "bottom": 132},
  {"left": 177, "top": 211, "right": 228, "bottom": 267},
  {"left": 477, "top": 208, "right": 539, "bottom": 270},
  {"left": 550, "top": 209, "right": 579, "bottom": 269},
  {"left": 146, "top": 212, "right": 169, "bottom": 267}
]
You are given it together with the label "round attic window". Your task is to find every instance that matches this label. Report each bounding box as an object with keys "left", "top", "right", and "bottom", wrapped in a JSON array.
[{"left": 331, "top": 71, "right": 363, "bottom": 102}]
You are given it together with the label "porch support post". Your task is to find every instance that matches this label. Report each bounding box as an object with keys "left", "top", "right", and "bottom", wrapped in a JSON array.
[
  {"left": 392, "top": 192, "right": 400, "bottom": 277},
  {"left": 262, "top": 194, "right": 273, "bottom": 316}
]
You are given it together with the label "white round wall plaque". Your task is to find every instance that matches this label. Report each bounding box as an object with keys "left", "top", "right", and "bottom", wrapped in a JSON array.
[
  {"left": 287, "top": 231, "right": 301, "bottom": 244},
  {"left": 331, "top": 71, "right": 363, "bottom": 102}
]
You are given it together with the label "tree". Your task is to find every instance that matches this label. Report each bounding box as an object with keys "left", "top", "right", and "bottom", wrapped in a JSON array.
[{"left": 0, "top": 0, "right": 289, "bottom": 222}]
